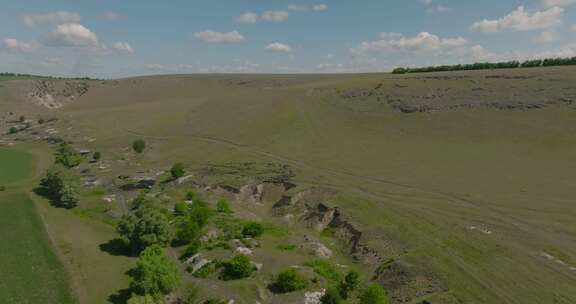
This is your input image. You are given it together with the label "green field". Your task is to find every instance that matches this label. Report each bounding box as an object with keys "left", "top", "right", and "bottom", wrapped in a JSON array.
[
  {"left": 0, "top": 147, "right": 74, "bottom": 304},
  {"left": 0, "top": 149, "right": 33, "bottom": 184}
]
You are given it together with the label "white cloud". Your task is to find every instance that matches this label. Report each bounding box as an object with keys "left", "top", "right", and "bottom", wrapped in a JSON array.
[
  {"left": 45, "top": 23, "right": 99, "bottom": 47},
  {"left": 543, "top": 0, "right": 576, "bottom": 8},
  {"left": 352, "top": 32, "right": 467, "bottom": 55},
  {"left": 1, "top": 38, "right": 36, "bottom": 53},
  {"left": 265, "top": 42, "right": 293, "bottom": 53},
  {"left": 471, "top": 6, "right": 564, "bottom": 33},
  {"left": 111, "top": 42, "right": 134, "bottom": 54},
  {"left": 262, "top": 11, "right": 290, "bottom": 22},
  {"left": 194, "top": 30, "right": 245, "bottom": 43},
  {"left": 533, "top": 30, "right": 558, "bottom": 43},
  {"left": 313, "top": 4, "right": 329, "bottom": 11},
  {"left": 420, "top": 0, "right": 451, "bottom": 13},
  {"left": 236, "top": 11, "right": 258, "bottom": 24},
  {"left": 20, "top": 11, "right": 81, "bottom": 27}
]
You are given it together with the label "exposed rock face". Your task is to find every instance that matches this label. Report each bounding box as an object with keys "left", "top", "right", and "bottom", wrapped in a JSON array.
[
  {"left": 302, "top": 203, "right": 337, "bottom": 231},
  {"left": 23, "top": 80, "right": 90, "bottom": 109},
  {"left": 238, "top": 182, "right": 293, "bottom": 204}
]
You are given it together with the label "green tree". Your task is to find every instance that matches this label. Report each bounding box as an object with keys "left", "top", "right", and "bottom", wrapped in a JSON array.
[
  {"left": 242, "top": 222, "right": 264, "bottom": 238},
  {"left": 54, "top": 143, "right": 83, "bottom": 168},
  {"left": 221, "top": 255, "right": 255, "bottom": 281},
  {"left": 216, "top": 199, "right": 232, "bottom": 214},
  {"left": 174, "top": 218, "right": 200, "bottom": 246},
  {"left": 179, "top": 239, "right": 201, "bottom": 260},
  {"left": 170, "top": 163, "right": 185, "bottom": 179},
  {"left": 133, "top": 139, "right": 146, "bottom": 154},
  {"left": 270, "top": 269, "right": 308, "bottom": 294},
  {"left": 130, "top": 245, "right": 181, "bottom": 300},
  {"left": 188, "top": 200, "right": 211, "bottom": 227},
  {"left": 39, "top": 164, "right": 80, "bottom": 208},
  {"left": 117, "top": 202, "right": 174, "bottom": 252},
  {"left": 9, "top": 127, "right": 18, "bottom": 134},
  {"left": 92, "top": 151, "right": 101, "bottom": 162},
  {"left": 359, "top": 285, "right": 390, "bottom": 304},
  {"left": 321, "top": 288, "right": 342, "bottom": 304},
  {"left": 339, "top": 270, "right": 360, "bottom": 299}
]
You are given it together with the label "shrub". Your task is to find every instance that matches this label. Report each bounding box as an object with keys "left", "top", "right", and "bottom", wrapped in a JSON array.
[
  {"left": 180, "top": 239, "right": 201, "bottom": 260},
  {"left": 117, "top": 201, "right": 174, "bottom": 252},
  {"left": 192, "top": 262, "right": 216, "bottom": 278},
  {"left": 174, "top": 218, "right": 201, "bottom": 246},
  {"left": 92, "top": 151, "right": 101, "bottom": 162},
  {"left": 19, "top": 115, "right": 25, "bottom": 123},
  {"left": 216, "top": 199, "right": 232, "bottom": 213},
  {"left": 220, "top": 255, "right": 255, "bottom": 280},
  {"left": 170, "top": 163, "right": 185, "bottom": 179},
  {"left": 132, "top": 139, "right": 146, "bottom": 154},
  {"left": 130, "top": 245, "right": 181, "bottom": 300},
  {"left": 188, "top": 200, "right": 211, "bottom": 227},
  {"left": 9, "top": 127, "right": 18, "bottom": 134},
  {"left": 126, "top": 294, "right": 156, "bottom": 304},
  {"left": 38, "top": 117, "right": 45, "bottom": 124},
  {"left": 242, "top": 222, "right": 264, "bottom": 238},
  {"left": 174, "top": 202, "right": 189, "bottom": 216},
  {"left": 359, "top": 285, "right": 390, "bottom": 304},
  {"left": 305, "top": 260, "right": 341, "bottom": 283},
  {"left": 338, "top": 270, "right": 360, "bottom": 299},
  {"left": 54, "top": 143, "right": 82, "bottom": 168},
  {"left": 270, "top": 269, "right": 308, "bottom": 294},
  {"left": 38, "top": 165, "right": 80, "bottom": 209},
  {"left": 185, "top": 190, "right": 196, "bottom": 201}
]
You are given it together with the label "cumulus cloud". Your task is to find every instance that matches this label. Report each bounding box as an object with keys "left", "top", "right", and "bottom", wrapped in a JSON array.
[
  {"left": 236, "top": 11, "right": 258, "bottom": 24},
  {"left": 194, "top": 30, "right": 245, "bottom": 43},
  {"left": 45, "top": 23, "right": 99, "bottom": 47},
  {"left": 265, "top": 42, "right": 292, "bottom": 53},
  {"left": 471, "top": 6, "right": 564, "bottom": 33},
  {"left": 20, "top": 11, "right": 81, "bottom": 26},
  {"left": 351, "top": 32, "right": 467, "bottom": 55},
  {"left": 262, "top": 11, "right": 290, "bottom": 22},
  {"left": 111, "top": 42, "right": 134, "bottom": 54},
  {"left": 543, "top": 0, "right": 576, "bottom": 8},
  {"left": 533, "top": 30, "right": 558, "bottom": 43},
  {"left": 1, "top": 38, "right": 36, "bottom": 53}
]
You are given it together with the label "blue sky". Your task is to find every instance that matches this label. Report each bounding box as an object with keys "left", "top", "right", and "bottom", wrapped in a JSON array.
[{"left": 0, "top": 0, "right": 575, "bottom": 78}]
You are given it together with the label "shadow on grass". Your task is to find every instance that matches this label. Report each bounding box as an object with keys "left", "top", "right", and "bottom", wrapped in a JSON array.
[
  {"left": 108, "top": 287, "right": 132, "bottom": 304},
  {"left": 99, "top": 238, "right": 137, "bottom": 257}
]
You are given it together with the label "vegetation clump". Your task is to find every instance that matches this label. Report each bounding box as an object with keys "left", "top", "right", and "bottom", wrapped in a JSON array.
[
  {"left": 170, "top": 163, "right": 186, "bottom": 179},
  {"left": 338, "top": 270, "right": 361, "bottom": 299},
  {"left": 216, "top": 199, "right": 232, "bottom": 214},
  {"left": 129, "top": 245, "right": 181, "bottom": 301},
  {"left": 133, "top": 139, "right": 146, "bottom": 154},
  {"left": 242, "top": 222, "right": 264, "bottom": 238},
  {"left": 220, "top": 255, "right": 255, "bottom": 280},
  {"left": 38, "top": 164, "right": 80, "bottom": 209},
  {"left": 359, "top": 285, "right": 390, "bottom": 304},
  {"left": 270, "top": 269, "right": 308, "bottom": 293},
  {"left": 54, "top": 143, "right": 83, "bottom": 168}
]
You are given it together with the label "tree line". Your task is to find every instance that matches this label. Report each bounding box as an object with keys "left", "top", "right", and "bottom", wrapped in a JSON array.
[{"left": 392, "top": 56, "right": 576, "bottom": 74}]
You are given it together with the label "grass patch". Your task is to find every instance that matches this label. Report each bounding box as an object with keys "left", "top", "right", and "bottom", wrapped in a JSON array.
[
  {"left": 304, "top": 259, "right": 341, "bottom": 283},
  {"left": 0, "top": 192, "right": 75, "bottom": 304},
  {"left": 0, "top": 148, "right": 33, "bottom": 184},
  {"left": 276, "top": 244, "right": 297, "bottom": 251}
]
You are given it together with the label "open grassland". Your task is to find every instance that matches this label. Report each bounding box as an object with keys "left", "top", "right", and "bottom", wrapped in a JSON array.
[
  {"left": 0, "top": 147, "right": 74, "bottom": 304},
  {"left": 2, "top": 67, "right": 576, "bottom": 303}
]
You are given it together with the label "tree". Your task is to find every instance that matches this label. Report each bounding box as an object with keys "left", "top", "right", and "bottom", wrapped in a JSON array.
[
  {"left": 359, "top": 285, "right": 390, "bottom": 304},
  {"left": 221, "top": 255, "right": 255, "bottom": 281},
  {"left": 93, "top": 151, "right": 101, "bottom": 162},
  {"left": 133, "top": 139, "right": 146, "bottom": 154},
  {"left": 9, "top": 127, "right": 18, "bottom": 134},
  {"left": 321, "top": 288, "right": 342, "bottom": 304},
  {"left": 127, "top": 294, "right": 156, "bottom": 304},
  {"left": 55, "top": 143, "right": 82, "bottom": 168},
  {"left": 270, "top": 269, "right": 308, "bottom": 293},
  {"left": 339, "top": 270, "right": 360, "bottom": 299},
  {"left": 179, "top": 239, "right": 201, "bottom": 260},
  {"left": 117, "top": 202, "right": 174, "bottom": 252},
  {"left": 188, "top": 200, "right": 211, "bottom": 227},
  {"left": 170, "top": 163, "right": 185, "bottom": 179},
  {"left": 216, "top": 199, "right": 232, "bottom": 214},
  {"left": 39, "top": 165, "right": 80, "bottom": 208},
  {"left": 174, "top": 218, "right": 200, "bottom": 246},
  {"left": 242, "top": 222, "right": 264, "bottom": 238},
  {"left": 130, "top": 245, "right": 181, "bottom": 300}
]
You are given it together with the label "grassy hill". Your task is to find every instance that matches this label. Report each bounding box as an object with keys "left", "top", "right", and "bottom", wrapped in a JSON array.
[{"left": 1, "top": 66, "right": 576, "bottom": 303}]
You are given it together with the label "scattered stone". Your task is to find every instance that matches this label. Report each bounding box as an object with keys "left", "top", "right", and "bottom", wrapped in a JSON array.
[
  {"left": 235, "top": 247, "right": 253, "bottom": 255},
  {"left": 304, "top": 289, "right": 326, "bottom": 304}
]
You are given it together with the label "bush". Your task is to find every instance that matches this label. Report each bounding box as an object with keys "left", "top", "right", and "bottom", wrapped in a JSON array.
[
  {"left": 242, "top": 222, "right": 264, "bottom": 238},
  {"left": 92, "top": 151, "right": 101, "bottom": 162},
  {"left": 133, "top": 139, "right": 146, "bottom": 154},
  {"left": 9, "top": 127, "right": 18, "bottom": 134},
  {"left": 126, "top": 294, "right": 156, "bottom": 304},
  {"left": 188, "top": 200, "right": 212, "bottom": 227},
  {"left": 321, "top": 288, "right": 342, "bottom": 304},
  {"left": 220, "top": 255, "right": 255, "bottom": 280},
  {"left": 338, "top": 270, "right": 360, "bottom": 299},
  {"left": 174, "top": 218, "right": 201, "bottom": 246},
  {"left": 270, "top": 269, "right": 308, "bottom": 294},
  {"left": 305, "top": 260, "right": 341, "bottom": 283},
  {"left": 19, "top": 115, "right": 25, "bottom": 123},
  {"left": 38, "top": 117, "right": 45, "bottom": 124},
  {"left": 170, "top": 163, "right": 185, "bottom": 179},
  {"left": 180, "top": 239, "right": 201, "bottom": 260},
  {"left": 54, "top": 143, "right": 82, "bottom": 168},
  {"left": 185, "top": 191, "right": 196, "bottom": 201},
  {"left": 359, "top": 285, "right": 390, "bottom": 304},
  {"left": 192, "top": 262, "right": 216, "bottom": 278},
  {"left": 130, "top": 245, "right": 181, "bottom": 300},
  {"left": 216, "top": 199, "right": 232, "bottom": 213},
  {"left": 174, "top": 202, "right": 189, "bottom": 216}
]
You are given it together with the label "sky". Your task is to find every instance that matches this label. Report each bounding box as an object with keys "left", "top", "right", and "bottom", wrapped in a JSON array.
[{"left": 1, "top": 0, "right": 576, "bottom": 78}]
